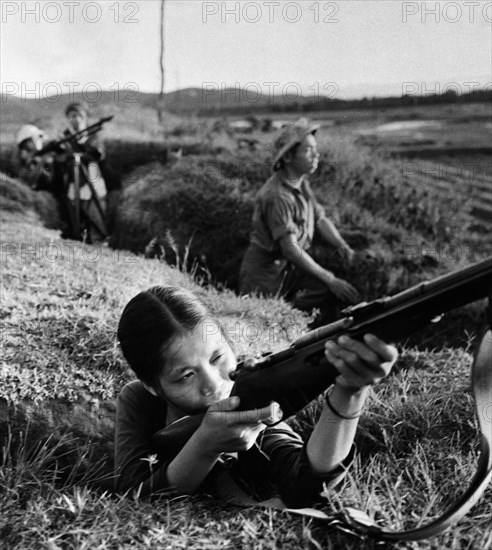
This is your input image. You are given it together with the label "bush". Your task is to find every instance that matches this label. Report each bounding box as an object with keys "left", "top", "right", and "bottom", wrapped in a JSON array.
[
  {"left": 312, "top": 136, "right": 471, "bottom": 242},
  {"left": 0, "top": 172, "right": 62, "bottom": 230},
  {"left": 109, "top": 134, "right": 487, "bottom": 346},
  {"left": 109, "top": 140, "right": 462, "bottom": 298},
  {"left": 0, "top": 143, "right": 17, "bottom": 178},
  {"left": 111, "top": 156, "right": 256, "bottom": 289},
  {"left": 105, "top": 137, "right": 228, "bottom": 190}
]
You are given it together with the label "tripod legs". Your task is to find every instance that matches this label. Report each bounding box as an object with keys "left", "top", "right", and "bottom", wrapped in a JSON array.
[{"left": 65, "top": 154, "right": 108, "bottom": 243}]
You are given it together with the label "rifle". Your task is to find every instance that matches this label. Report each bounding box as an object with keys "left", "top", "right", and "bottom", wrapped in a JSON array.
[
  {"left": 35, "top": 115, "right": 113, "bottom": 157},
  {"left": 152, "top": 256, "right": 492, "bottom": 540}
]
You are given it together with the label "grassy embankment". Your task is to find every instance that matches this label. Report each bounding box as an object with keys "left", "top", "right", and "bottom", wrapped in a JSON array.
[
  {"left": 1, "top": 201, "right": 491, "bottom": 549},
  {"left": 1, "top": 106, "right": 492, "bottom": 548},
  {"left": 109, "top": 119, "right": 490, "bottom": 347}
]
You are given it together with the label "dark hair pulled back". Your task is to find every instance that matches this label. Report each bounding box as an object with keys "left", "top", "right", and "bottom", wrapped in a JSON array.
[{"left": 117, "top": 286, "right": 208, "bottom": 388}]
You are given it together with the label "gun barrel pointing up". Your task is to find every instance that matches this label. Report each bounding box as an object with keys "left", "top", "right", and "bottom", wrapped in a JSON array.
[
  {"left": 34, "top": 115, "right": 114, "bottom": 157},
  {"left": 288, "top": 256, "right": 492, "bottom": 360}
]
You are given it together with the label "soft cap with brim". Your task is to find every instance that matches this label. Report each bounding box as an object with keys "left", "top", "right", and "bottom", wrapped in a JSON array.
[
  {"left": 65, "top": 101, "right": 88, "bottom": 117},
  {"left": 16, "top": 124, "right": 45, "bottom": 146},
  {"left": 272, "top": 117, "right": 320, "bottom": 170}
]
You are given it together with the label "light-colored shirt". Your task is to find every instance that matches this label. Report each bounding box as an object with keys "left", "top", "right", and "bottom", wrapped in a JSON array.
[
  {"left": 239, "top": 171, "right": 327, "bottom": 295},
  {"left": 67, "top": 161, "right": 107, "bottom": 200},
  {"left": 250, "top": 171, "right": 326, "bottom": 255},
  {"left": 65, "top": 132, "right": 107, "bottom": 200}
]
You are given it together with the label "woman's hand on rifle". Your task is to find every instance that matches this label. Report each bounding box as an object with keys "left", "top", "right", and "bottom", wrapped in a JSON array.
[
  {"left": 196, "top": 397, "right": 283, "bottom": 456},
  {"left": 325, "top": 334, "right": 398, "bottom": 391}
]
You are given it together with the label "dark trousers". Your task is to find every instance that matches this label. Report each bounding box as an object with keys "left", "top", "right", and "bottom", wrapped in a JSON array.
[
  {"left": 282, "top": 264, "right": 345, "bottom": 327},
  {"left": 66, "top": 197, "right": 107, "bottom": 243},
  {"left": 240, "top": 243, "right": 347, "bottom": 327}
]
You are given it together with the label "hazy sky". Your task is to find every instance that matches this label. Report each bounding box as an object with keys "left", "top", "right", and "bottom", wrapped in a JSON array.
[{"left": 1, "top": 0, "right": 491, "bottom": 101}]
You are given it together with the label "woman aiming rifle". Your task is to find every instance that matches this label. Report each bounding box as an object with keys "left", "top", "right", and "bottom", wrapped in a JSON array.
[{"left": 115, "top": 286, "right": 397, "bottom": 506}]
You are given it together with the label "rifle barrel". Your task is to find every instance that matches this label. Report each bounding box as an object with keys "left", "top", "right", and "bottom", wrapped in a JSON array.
[
  {"left": 345, "top": 256, "right": 492, "bottom": 343},
  {"left": 283, "top": 257, "right": 492, "bottom": 362},
  {"left": 35, "top": 115, "right": 113, "bottom": 156}
]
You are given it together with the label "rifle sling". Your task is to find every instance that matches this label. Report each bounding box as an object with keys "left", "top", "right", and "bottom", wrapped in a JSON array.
[
  {"left": 225, "top": 329, "right": 492, "bottom": 542},
  {"left": 342, "top": 327, "right": 492, "bottom": 541}
]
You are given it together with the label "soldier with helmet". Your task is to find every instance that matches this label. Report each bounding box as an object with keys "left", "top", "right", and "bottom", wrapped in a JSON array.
[{"left": 15, "top": 124, "right": 54, "bottom": 191}]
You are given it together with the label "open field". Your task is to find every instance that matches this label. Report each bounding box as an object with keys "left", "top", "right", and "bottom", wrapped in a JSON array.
[
  {"left": 304, "top": 102, "right": 492, "bottom": 232},
  {"left": 1, "top": 98, "right": 491, "bottom": 548}
]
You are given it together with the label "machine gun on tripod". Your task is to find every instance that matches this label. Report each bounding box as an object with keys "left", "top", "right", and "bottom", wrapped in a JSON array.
[{"left": 37, "top": 116, "right": 113, "bottom": 242}]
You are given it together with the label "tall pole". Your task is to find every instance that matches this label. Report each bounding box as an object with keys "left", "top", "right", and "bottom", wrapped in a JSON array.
[{"left": 158, "top": 0, "right": 165, "bottom": 122}]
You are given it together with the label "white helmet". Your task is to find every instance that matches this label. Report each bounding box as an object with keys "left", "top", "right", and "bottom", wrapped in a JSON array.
[{"left": 16, "top": 124, "right": 45, "bottom": 146}]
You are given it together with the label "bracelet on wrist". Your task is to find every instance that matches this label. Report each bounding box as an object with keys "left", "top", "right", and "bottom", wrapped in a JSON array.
[
  {"left": 335, "top": 380, "right": 367, "bottom": 393},
  {"left": 324, "top": 270, "right": 335, "bottom": 283},
  {"left": 325, "top": 387, "right": 363, "bottom": 420}
]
